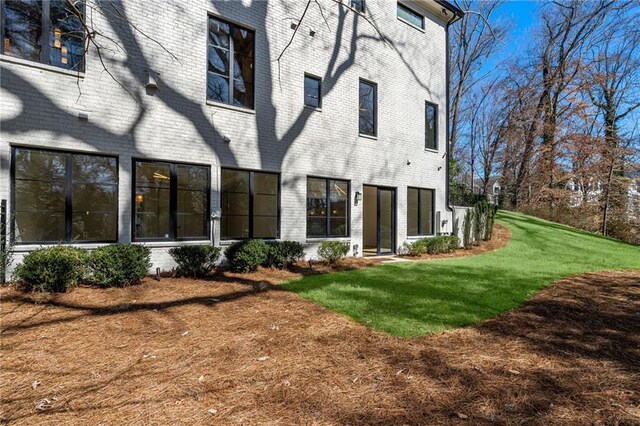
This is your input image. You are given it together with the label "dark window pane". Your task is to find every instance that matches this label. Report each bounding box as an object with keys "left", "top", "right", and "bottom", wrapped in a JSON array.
[
  {"left": 208, "top": 17, "right": 230, "bottom": 49},
  {"left": 72, "top": 154, "right": 117, "bottom": 184},
  {"left": 329, "top": 180, "right": 348, "bottom": 236},
  {"left": 177, "top": 164, "right": 208, "bottom": 190},
  {"left": 253, "top": 172, "right": 278, "bottom": 238},
  {"left": 419, "top": 189, "right": 434, "bottom": 235},
  {"left": 135, "top": 162, "right": 171, "bottom": 239},
  {"left": 407, "top": 188, "right": 418, "bottom": 236},
  {"left": 207, "top": 73, "right": 230, "bottom": 103},
  {"left": 14, "top": 148, "right": 65, "bottom": 181},
  {"left": 176, "top": 164, "right": 208, "bottom": 239},
  {"left": 208, "top": 46, "right": 229, "bottom": 76},
  {"left": 359, "top": 80, "right": 376, "bottom": 136},
  {"left": 397, "top": 3, "right": 424, "bottom": 29},
  {"left": 330, "top": 218, "right": 347, "bottom": 237},
  {"left": 233, "top": 26, "right": 254, "bottom": 57},
  {"left": 233, "top": 80, "right": 254, "bottom": 108},
  {"left": 2, "top": 0, "right": 42, "bottom": 62},
  {"left": 426, "top": 103, "right": 437, "bottom": 150},
  {"left": 72, "top": 183, "right": 117, "bottom": 241},
  {"left": 307, "top": 217, "right": 326, "bottom": 238},
  {"left": 49, "top": 0, "right": 85, "bottom": 71},
  {"left": 350, "top": 0, "right": 365, "bottom": 12},
  {"left": 221, "top": 169, "right": 250, "bottom": 239},
  {"left": 304, "top": 75, "right": 321, "bottom": 108}
]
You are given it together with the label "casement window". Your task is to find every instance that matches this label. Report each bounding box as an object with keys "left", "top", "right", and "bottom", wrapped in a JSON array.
[
  {"left": 397, "top": 2, "right": 424, "bottom": 30},
  {"left": 133, "top": 160, "right": 210, "bottom": 241},
  {"left": 207, "top": 15, "right": 255, "bottom": 109},
  {"left": 307, "top": 177, "right": 349, "bottom": 238},
  {"left": 359, "top": 79, "right": 377, "bottom": 136},
  {"left": 1, "top": 0, "right": 85, "bottom": 71},
  {"left": 407, "top": 187, "right": 434, "bottom": 236},
  {"left": 12, "top": 147, "right": 117, "bottom": 243},
  {"left": 350, "top": 0, "right": 365, "bottom": 13},
  {"left": 304, "top": 74, "right": 321, "bottom": 108},
  {"left": 425, "top": 102, "right": 438, "bottom": 150},
  {"left": 221, "top": 168, "right": 279, "bottom": 239}
]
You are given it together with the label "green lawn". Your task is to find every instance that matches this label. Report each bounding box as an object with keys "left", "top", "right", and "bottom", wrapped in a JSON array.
[{"left": 283, "top": 211, "right": 640, "bottom": 337}]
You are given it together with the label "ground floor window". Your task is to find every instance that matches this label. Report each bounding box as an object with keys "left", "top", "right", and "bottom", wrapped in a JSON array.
[
  {"left": 221, "top": 168, "right": 279, "bottom": 239},
  {"left": 407, "top": 187, "right": 434, "bottom": 236},
  {"left": 307, "top": 177, "right": 349, "bottom": 238},
  {"left": 133, "top": 160, "right": 210, "bottom": 241},
  {"left": 12, "top": 147, "right": 118, "bottom": 243}
]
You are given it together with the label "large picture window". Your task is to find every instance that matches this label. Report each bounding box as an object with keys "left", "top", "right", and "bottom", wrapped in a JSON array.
[
  {"left": 13, "top": 147, "right": 117, "bottom": 243},
  {"left": 134, "top": 160, "right": 210, "bottom": 241},
  {"left": 425, "top": 102, "right": 438, "bottom": 150},
  {"left": 207, "top": 15, "right": 254, "bottom": 109},
  {"left": 1, "top": 0, "right": 85, "bottom": 71},
  {"left": 307, "top": 177, "right": 349, "bottom": 238},
  {"left": 221, "top": 169, "right": 279, "bottom": 239},
  {"left": 407, "top": 187, "right": 434, "bottom": 236},
  {"left": 359, "top": 79, "right": 377, "bottom": 136}
]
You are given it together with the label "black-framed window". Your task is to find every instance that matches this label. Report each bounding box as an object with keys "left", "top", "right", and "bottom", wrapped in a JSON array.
[
  {"left": 359, "top": 79, "right": 377, "bottom": 136},
  {"left": 397, "top": 2, "right": 424, "bottom": 30},
  {"left": 1, "top": 0, "right": 85, "bottom": 71},
  {"left": 350, "top": 0, "right": 365, "bottom": 13},
  {"left": 425, "top": 102, "right": 438, "bottom": 150},
  {"left": 12, "top": 147, "right": 117, "bottom": 244},
  {"left": 133, "top": 160, "right": 210, "bottom": 241},
  {"left": 307, "top": 177, "right": 349, "bottom": 238},
  {"left": 207, "top": 15, "right": 254, "bottom": 109},
  {"left": 407, "top": 187, "right": 434, "bottom": 236},
  {"left": 304, "top": 74, "right": 321, "bottom": 108},
  {"left": 221, "top": 168, "right": 279, "bottom": 239}
]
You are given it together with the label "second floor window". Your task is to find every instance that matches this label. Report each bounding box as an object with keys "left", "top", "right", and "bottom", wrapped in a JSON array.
[
  {"left": 359, "top": 79, "right": 377, "bottom": 136},
  {"left": 304, "top": 74, "right": 321, "bottom": 108},
  {"left": 207, "top": 16, "right": 255, "bottom": 109},
  {"left": 397, "top": 2, "right": 424, "bottom": 30},
  {"left": 350, "top": 0, "right": 365, "bottom": 13},
  {"left": 425, "top": 102, "right": 438, "bottom": 150},
  {"left": 1, "top": 0, "right": 85, "bottom": 71}
]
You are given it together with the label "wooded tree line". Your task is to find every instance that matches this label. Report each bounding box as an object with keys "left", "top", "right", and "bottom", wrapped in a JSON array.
[{"left": 449, "top": 0, "right": 640, "bottom": 243}]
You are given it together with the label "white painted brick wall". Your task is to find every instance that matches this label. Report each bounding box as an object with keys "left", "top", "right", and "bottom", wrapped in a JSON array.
[{"left": 1, "top": 0, "right": 452, "bottom": 274}]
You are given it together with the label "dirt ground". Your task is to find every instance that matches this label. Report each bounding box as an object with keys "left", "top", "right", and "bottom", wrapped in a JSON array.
[{"left": 1, "top": 230, "right": 639, "bottom": 424}]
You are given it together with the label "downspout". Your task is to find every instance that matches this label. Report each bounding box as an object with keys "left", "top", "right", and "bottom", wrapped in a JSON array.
[{"left": 444, "top": 10, "right": 462, "bottom": 234}]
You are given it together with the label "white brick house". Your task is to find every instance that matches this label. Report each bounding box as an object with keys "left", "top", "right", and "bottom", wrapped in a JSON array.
[{"left": 0, "top": 0, "right": 462, "bottom": 274}]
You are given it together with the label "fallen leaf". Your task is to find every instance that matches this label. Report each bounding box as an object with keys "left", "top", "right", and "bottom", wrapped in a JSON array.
[
  {"left": 258, "top": 356, "right": 270, "bottom": 361},
  {"left": 198, "top": 375, "right": 205, "bottom": 382},
  {"left": 456, "top": 412, "right": 468, "bottom": 419},
  {"left": 507, "top": 369, "right": 521, "bottom": 375},
  {"left": 207, "top": 408, "right": 218, "bottom": 415},
  {"left": 35, "top": 399, "right": 53, "bottom": 411},
  {"left": 181, "top": 331, "right": 189, "bottom": 336},
  {"left": 31, "top": 380, "right": 41, "bottom": 390}
]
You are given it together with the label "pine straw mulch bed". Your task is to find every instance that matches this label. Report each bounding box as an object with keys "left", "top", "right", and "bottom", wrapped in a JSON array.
[{"left": 1, "top": 237, "right": 638, "bottom": 424}]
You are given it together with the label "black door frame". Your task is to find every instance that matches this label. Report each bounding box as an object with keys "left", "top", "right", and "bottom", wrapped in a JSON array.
[{"left": 363, "top": 185, "right": 396, "bottom": 256}]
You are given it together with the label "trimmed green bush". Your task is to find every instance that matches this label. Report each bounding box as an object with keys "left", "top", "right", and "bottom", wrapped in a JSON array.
[
  {"left": 402, "top": 239, "right": 429, "bottom": 256},
  {"left": 463, "top": 209, "right": 473, "bottom": 249},
  {"left": 265, "top": 241, "right": 305, "bottom": 269},
  {"left": 168, "top": 245, "right": 221, "bottom": 277},
  {"left": 13, "top": 246, "right": 87, "bottom": 292},
  {"left": 225, "top": 239, "right": 270, "bottom": 272},
  {"left": 447, "top": 235, "right": 461, "bottom": 251},
  {"left": 317, "top": 241, "right": 349, "bottom": 264},
  {"left": 86, "top": 244, "right": 151, "bottom": 287}
]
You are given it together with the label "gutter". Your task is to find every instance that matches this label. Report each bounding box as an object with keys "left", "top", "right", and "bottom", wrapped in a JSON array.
[{"left": 443, "top": 3, "right": 463, "bottom": 231}]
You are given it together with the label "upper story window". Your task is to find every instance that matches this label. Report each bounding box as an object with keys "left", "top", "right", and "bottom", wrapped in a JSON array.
[
  {"left": 1, "top": 0, "right": 85, "bottom": 71},
  {"left": 221, "top": 168, "right": 279, "bottom": 239},
  {"left": 425, "top": 102, "right": 438, "bottom": 150},
  {"left": 397, "top": 2, "right": 424, "bottom": 30},
  {"left": 407, "top": 187, "right": 434, "bottom": 237},
  {"left": 13, "top": 147, "right": 117, "bottom": 244},
  {"left": 304, "top": 74, "right": 321, "bottom": 108},
  {"left": 134, "top": 160, "right": 210, "bottom": 241},
  {"left": 359, "top": 79, "right": 377, "bottom": 136},
  {"left": 349, "top": 0, "right": 365, "bottom": 13},
  {"left": 207, "top": 15, "right": 255, "bottom": 109},
  {"left": 307, "top": 177, "right": 349, "bottom": 238}
]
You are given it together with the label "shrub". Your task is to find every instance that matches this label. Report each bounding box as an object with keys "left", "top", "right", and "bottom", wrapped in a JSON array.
[
  {"left": 225, "top": 239, "right": 270, "bottom": 272},
  {"left": 265, "top": 241, "right": 305, "bottom": 269},
  {"left": 402, "top": 239, "right": 429, "bottom": 256},
  {"left": 86, "top": 244, "right": 151, "bottom": 287},
  {"left": 447, "top": 235, "right": 461, "bottom": 251},
  {"left": 424, "top": 236, "right": 452, "bottom": 254},
  {"left": 13, "top": 246, "right": 87, "bottom": 292},
  {"left": 168, "top": 245, "right": 221, "bottom": 277},
  {"left": 317, "top": 241, "right": 349, "bottom": 264}
]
